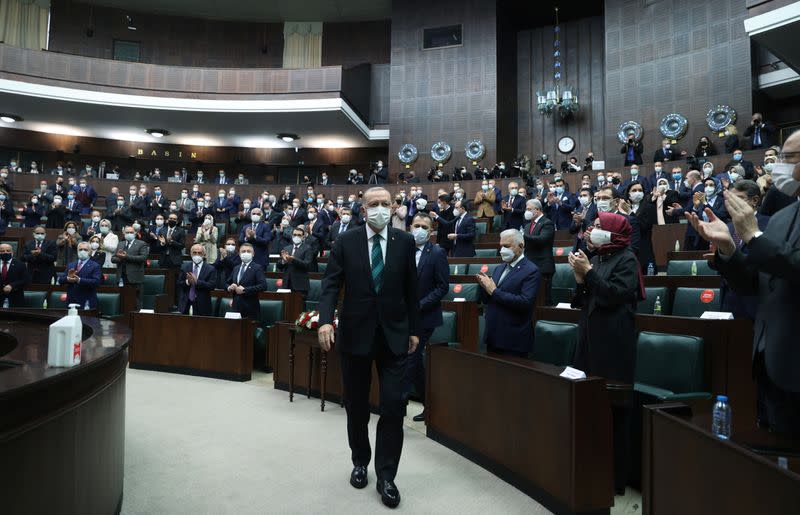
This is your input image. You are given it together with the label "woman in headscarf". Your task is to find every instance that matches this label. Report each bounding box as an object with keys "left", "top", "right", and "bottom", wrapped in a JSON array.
[
  {"left": 568, "top": 212, "right": 645, "bottom": 495},
  {"left": 691, "top": 177, "right": 730, "bottom": 250}
]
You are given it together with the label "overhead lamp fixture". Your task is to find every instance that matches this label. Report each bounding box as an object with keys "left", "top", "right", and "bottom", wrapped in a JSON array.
[
  {"left": 126, "top": 15, "right": 136, "bottom": 31},
  {"left": 145, "top": 128, "right": 170, "bottom": 138},
  {"left": 535, "top": 7, "right": 579, "bottom": 119},
  {"left": 277, "top": 133, "right": 300, "bottom": 143},
  {"left": 0, "top": 114, "right": 22, "bottom": 123}
]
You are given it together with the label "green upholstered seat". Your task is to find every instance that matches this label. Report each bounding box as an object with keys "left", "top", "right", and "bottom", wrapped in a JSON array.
[
  {"left": 317, "top": 262, "right": 327, "bottom": 274},
  {"left": 101, "top": 272, "right": 118, "bottom": 287},
  {"left": 634, "top": 331, "right": 709, "bottom": 402},
  {"left": 551, "top": 263, "right": 577, "bottom": 304},
  {"left": 265, "top": 278, "right": 282, "bottom": 292},
  {"left": 474, "top": 221, "right": 488, "bottom": 241},
  {"left": 475, "top": 248, "right": 498, "bottom": 257},
  {"left": 217, "top": 297, "right": 237, "bottom": 317},
  {"left": 429, "top": 311, "right": 457, "bottom": 344},
  {"left": 141, "top": 274, "right": 166, "bottom": 310},
  {"left": 21, "top": 291, "right": 47, "bottom": 308},
  {"left": 551, "top": 246, "right": 573, "bottom": 257},
  {"left": 672, "top": 287, "right": 720, "bottom": 317},
  {"left": 304, "top": 279, "right": 322, "bottom": 311},
  {"left": 492, "top": 215, "right": 503, "bottom": 232},
  {"left": 666, "top": 260, "right": 717, "bottom": 276},
  {"left": 637, "top": 287, "right": 672, "bottom": 315},
  {"left": 96, "top": 292, "right": 121, "bottom": 317},
  {"left": 443, "top": 283, "right": 479, "bottom": 302},
  {"left": 48, "top": 291, "right": 69, "bottom": 309},
  {"left": 146, "top": 258, "right": 159, "bottom": 268},
  {"left": 266, "top": 263, "right": 277, "bottom": 273},
  {"left": 449, "top": 263, "right": 469, "bottom": 275},
  {"left": 215, "top": 223, "right": 227, "bottom": 238},
  {"left": 472, "top": 263, "right": 502, "bottom": 276},
  {"left": 531, "top": 320, "right": 578, "bottom": 366},
  {"left": 253, "top": 299, "right": 285, "bottom": 370}
]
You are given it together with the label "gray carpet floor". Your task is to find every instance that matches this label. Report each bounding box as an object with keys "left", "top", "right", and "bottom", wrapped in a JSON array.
[{"left": 121, "top": 368, "right": 552, "bottom": 514}]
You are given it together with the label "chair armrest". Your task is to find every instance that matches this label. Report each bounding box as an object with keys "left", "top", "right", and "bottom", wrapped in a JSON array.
[
  {"left": 635, "top": 383, "right": 710, "bottom": 402},
  {"left": 661, "top": 392, "right": 712, "bottom": 401}
]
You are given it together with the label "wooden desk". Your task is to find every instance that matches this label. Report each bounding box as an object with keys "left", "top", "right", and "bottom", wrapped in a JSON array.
[
  {"left": 426, "top": 344, "right": 614, "bottom": 515},
  {"left": 0, "top": 311, "right": 130, "bottom": 515},
  {"left": 129, "top": 312, "right": 255, "bottom": 381},
  {"left": 643, "top": 401, "right": 800, "bottom": 515}
]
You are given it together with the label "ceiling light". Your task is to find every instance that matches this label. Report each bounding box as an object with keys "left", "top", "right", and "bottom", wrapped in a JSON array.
[
  {"left": 277, "top": 133, "right": 300, "bottom": 143},
  {"left": 145, "top": 128, "right": 170, "bottom": 138},
  {"left": 0, "top": 114, "right": 23, "bottom": 123}
]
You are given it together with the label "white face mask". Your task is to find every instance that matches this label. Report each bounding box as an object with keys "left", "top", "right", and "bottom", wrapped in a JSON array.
[
  {"left": 156, "top": 219, "right": 164, "bottom": 226},
  {"left": 243, "top": 203, "right": 251, "bottom": 209},
  {"left": 657, "top": 184, "right": 668, "bottom": 193},
  {"left": 91, "top": 216, "right": 100, "bottom": 223},
  {"left": 499, "top": 246, "right": 517, "bottom": 262},
  {"left": 240, "top": 251, "right": 253, "bottom": 263},
  {"left": 452, "top": 208, "right": 462, "bottom": 218},
  {"left": 66, "top": 227, "right": 76, "bottom": 235},
  {"left": 509, "top": 188, "right": 518, "bottom": 196},
  {"left": 192, "top": 255, "right": 204, "bottom": 264},
  {"left": 590, "top": 228, "right": 612, "bottom": 246},
  {"left": 250, "top": 215, "right": 261, "bottom": 223},
  {"left": 729, "top": 172, "right": 740, "bottom": 182},
  {"left": 411, "top": 227, "right": 429, "bottom": 245},
  {"left": 308, "top": 213, "right": 316, "bottom": 220},
  {"left": 225, "top": 245, "right": 236, "bottom": 253},
  {"left": 771, "top": 163, "right": 800, "bottom": 196},
  {"left": 203, "top": 218, "right": 213, "bottom": 226},
  {"left": 630, "top": 191, "right": 644, "bottom": 203},
  {"left": 90, "top": 242, "right": 100, "bottom": 250},
  {"left": 705, "top": 186, "right": 717, "bottom": 198},
  {"left": 292, "top": 236, "right": 303, "bottom": 245},
  {"left": 524, "top": 210, "right": 534, "bottom": 221},
  {"left": 654, "top": 167, "right": 662, "bottom": 173},
  {"left": 341, "top": 214, "right": 352, "bottom": 224},
  {"left": 579, "top": 196, "right": 591, "bottom": 207},
  {"left": 596, "top": 199, "right": 612, "bottom": 212},
  {"left": 366, "top": 206, "right": 391, "bottom": 230},
  {"left": 703, "top": 168, "right": 713, "bottom": 178},
  {"left": 77, "top": 250, "right": 89, "bottom": 260}
]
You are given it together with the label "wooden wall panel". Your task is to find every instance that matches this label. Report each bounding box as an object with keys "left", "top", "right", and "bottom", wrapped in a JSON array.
[{"left": 322, "top": 21, "right": 391, "bottom": 68}]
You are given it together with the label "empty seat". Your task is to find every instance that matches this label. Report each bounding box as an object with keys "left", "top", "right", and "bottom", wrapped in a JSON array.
[
  {"left": 634, "top": 331, "right": 709, "bottom": 401},
  {"left": 21, "top": 291, "right": 47, "bottom": 308},
  {"left": 266, "top": 277, "right": 282, "bottom": 292},
  {"left": 101, "top": 273, "right": 118, "bottom": 287},
  {"left": 304, "top": 279, "right": 322, "bottom": 310},
  {"left": 254, "top": 299, "right": 285, "bottom": 370},
  {"left": 637, "top": 287, "right": 672, "bottom": 315},
  {"left": 666, "top": 260, "right": 717, "bottom": 276},
  {"left": 672, "top": 287, "right": 720, "bottom": 317},
  {"left": 552, "top": 246, "right": 573, "bottom": 257},
  {"left": 443, "top": 283, "right": 479, "bottom": 302},
  {"left": 449, "top": 263, "right": 469, "bottom": 275},
  {"left": 215, "top": 223, "right": 227, "bottom": 238},
  {"left": 551, "top": 263, "right": 577, "bottom": 304},
  {"left": 475, "top": 248, "right": 498, "bottom": 257},
  {"left": 531, "top": 320, "right": 578, "bottom": 366},
  {"left": 317, "top": 262, "right": 327, "bottom": 274},
  {"left": 96, "top": 293, "right": 121, "bottom": 317},
  {"left": 429, "top": 311, "right": 457, "bottom": 344},
  {"left": 48, "top": 291, "right": 69, "bottom": 309},
  {"left": 472, "top": 263, "right": 502, "bottom": 276},
  {"left": 141, "top": 275, "right": 166, "bottom": 310},
  {"left": 492, "top": 215, "right": 503, "bottom": 232}
]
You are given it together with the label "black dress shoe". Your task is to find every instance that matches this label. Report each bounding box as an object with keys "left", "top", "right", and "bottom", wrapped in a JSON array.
[
  {"left": 376, "top": 479, "right": 401, "bottom": 508},
  {"left": 412, "top": 411, "right": 426, "bottom": 422},
  {"left": 350, "top": 466, "right": 368, "bottom": 489}
]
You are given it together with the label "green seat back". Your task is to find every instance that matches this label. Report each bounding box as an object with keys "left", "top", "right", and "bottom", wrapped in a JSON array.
[
  {"left": 672, "top": 288, "right": 720, "bottom": 317},
  {"left": 429, "top": 311, "right": 457, "bottom": 344},
  {"left": 216, "top": 223, "right": 227, "bottom": 237},
  {"left": 258, "top": 299, "right": 284, "bottom": 327},
  {"left": 532, "top": 320, "right": 578, "bottom": 366},
  {"left": 475, "top": 248, "right": 498, "bottom": 257},
  {"left": 146, "top": 258, "right": 159, "bottom": 268},
  {"left": 637, "top": 287, "right": 672, "bottom": 315},
  {"left": 443, "top": 283, "right": 479, "bottom": 302},
  {"left": 552, "top": 246, "right": 573, "bottom": 257},
  {"left": 474, "top": 221, "right": 488, "bottom": 236},
  {"left": 21, "top": 291, "right": 47, "bottom": 308},
  {"left": 48, "top": 291, "right": 69, "bottom": 309},
  {"left": 492, "top": 215, "right": 503, "bottom": 232},
  {"left": 449, "top": 263, "right": 469, "bottom": 275},
  {"left": 666, "top": 260, "right": 717, "bottom": 276},
  {"left": 634, "top": 331, "right": 705, "bottom": 394},
  {"left": 317, "top": 262, "right": 327, "bottom": 274},
  {"left": 304, "top": 279, "right": 322, "bottom": 310},
  {"left": 266, "top": 278, "right": 281, "bottom": 292},
  {"left": 472, "top": 263, "right": 502, "bottom": 276},
  {"left": 96, "top": 293, "right": 121, "bottom": 317},
  {"left": 142, "top": 274, "right": 166, "bottom": 310},
  {"left": 217, "top": 297, "right": 236, "bottom": 317},
  {"left": 266, "top": 263, "right": 277, "bottom": 273},
  {"left": 101, "top": 272, "right": 118, "bottom": 287},
  {"left": 551, "top": 263, "right": 576, "bottom": 304}
]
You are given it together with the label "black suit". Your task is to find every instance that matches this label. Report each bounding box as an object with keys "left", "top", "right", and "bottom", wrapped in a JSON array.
[
  {"left": 160, "top": 226, "right": 186, "bottom": 269},
  {"left": 276, "top": 243, "right": 314, "bottom": 294},
  {"left": 22, "top": 239, "right": 58, "bottom": 284},
  {"left": 326, "top": 220, "right": 355, "bottom": 249},
  {"left": 743, "top": 122, "right": 777, "bottom": 149},
  {"left": 226, "top": 261, "right": 267, "bottom": 319},
  {"left": 522, "top": 215, "right": 555, "bottom": 305},
  {"left": 0, "top": 258, "right": 30, "bottom": 307},
  {"left": 652, "top": 147, "right": 680, "bottom": 163},
  {"left": 318, "top": 226, "right": 420, "bottom": 482},
  {"left": 620, "top": 141, "right": 644, "bottom": 166},
  {"left": 177, "top": 260, "right": 217, "bottom": 316}
]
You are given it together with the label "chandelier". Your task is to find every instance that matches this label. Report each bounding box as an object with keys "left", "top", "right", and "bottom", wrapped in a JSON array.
[{"left": 536, "top": 7, "right": 579, "bottom": 118}]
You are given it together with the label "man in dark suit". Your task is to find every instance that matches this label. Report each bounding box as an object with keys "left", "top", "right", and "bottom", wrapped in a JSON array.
[
  {"left": 111, "top": 227, "right": 150, "bottom": 308},
  {"left": 22, "top": 226, "right": 58, "bottom": 284},
  {"left": 326, "top": 208, "right": 355, "bottom": 249},
  {"left": 653, "top": 138, "right": 686, "bottom": 163},
  {"left": 544, "top": 179, "right": 578, "bottom": 230},
  {"left": 105, "top": 187, "right": 121, "bottom": 213},
  {"left": 212, "top": 189, "right": 234, "bottom": 223},
  {"left": 318, "top": 171, "right": 332, "bottom": 186},
  {"left": 0, "top": 243, "right": 29, "bottom": 307},
  {"left": 189, "top": 199, "right": 213, "bottom": 232},
  {"left": 433, "top": 194, "right": 455, "bottom": 254},
  {"left": 726, "top": 149, "right": 756, "bottom": 179},
  {"left": 317, "top": 187, "right": 420, "bottom": 508},
  {"left": 743, "top": 113, "right": 777, "bottom": 149},
  {"left": 620, "top": 133, "right": 643, "bottom": 166},
  {"left": 276, "top": 226, "right": 315, "bottom": 297},
  {"left": 177, "top": 244, "right": 218, "bottom": 316},
  {"left": 501, "top": 181, "right": 526, "bottom": 230},
  {"left": 432, "top": 200, "right": 476, "bottom": 257},
  {"left": 287, "top": 199, "right": 307, "bottom": 228},
  {"left": 476, "top": 229, "right": 540, "bottom": 357},
  {"left": 404, "top": 213, "right": 449, "bottom": 422},
  {"left": 687, "top": 135, "right": 800, "bottom": 435},
  {"left": 56, "top": 242, "right": 101, "bottom": 309},
  {"left": 522, "top": 199, "right": 555, "bottom": 305},
  {"left": 226, "top": 243, "right": 267, "bottom": 319},
  {"left": 237, "top": 208, "right": 272, "bottom": 268},
  {"left": 73, "top": 178, "right": 97, "bottom": 214},
  {"left": 63, "top": 192, "right": 83, "bottom": 224},
  {"left": 160, "top": 213, "right": 186, "bottom": 273},
  {"left": 215, "top": 169, "right": 229, "bottom": 185},
  {"left": 372, "top": 160, "right": 388, "bottom": 184}
]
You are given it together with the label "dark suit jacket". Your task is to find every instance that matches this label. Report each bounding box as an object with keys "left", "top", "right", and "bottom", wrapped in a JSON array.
[
  {"left": 522, "top": 216, "right": 555, "bottom": 274},
  {"left": 436, "top": 214, "right": 476, "bottom": 257},
  {"left": 288, "top": 207, "right": 307, "bottom": 228},
  {"left": 318, "top": 226, "right": 420, "bottom": 356},
  {"left": 620, "top": 141, "right": 644, "bottom": 165},
  {"left": 22, "top": 205, "right": 45, "bottom": 227},
  {"left": 715, "top": 201, "right": 800, "bottom": 392},
  {"left": 502, "top": 195, "right": 527, "bottom": 230},
  {"left": 716, "top": 214, "right": 771, "bottom": 320},
  {"left": 276, "top": 243, "right": 315, "bottom": 293},
  {"left": 160, "top": 227, "right": 186, "bottom": 269},
  {"left": 416, "top": 242, "right": 449, "bottom": 330},
  {"left": 326, "top": 221, "right": 355, "bottom": 249},
  {"left": 227, "top": 262, "right": 267, "bottom": 319},
  {"left": 480, "top": 257, "right": 540, "bottom": 354},
  {"left": 57, "top": 259, "right": 101, "bottom": 309},
  {"left": 743, "top": 122, "right": 777, "bottom": 148},
  {"left": 22, "top": 239, "right": 58, "bottom": 284},
  {"left": 63, "top": 200, "right": 83, "bottom": 223},
  {"left": 545, "top": 192, "right": 578, "bottom": 230},
  {"left": 237, "top": 222, "right": 272, "bottom": 267},
  {"left": 212, "top": 252, "right": 241, "bottom": 289},
  {"left": 0, "top": 259, "right": 30, "bottom": 307},
  {"left": 111, "top": 239, "right": 150, "bottom": 284},
  {"left": 177, "top": 260, "right": 217, "bottom": 316},
  {"left": 653, "top": 147, "right": 680, "bottom": 163}
]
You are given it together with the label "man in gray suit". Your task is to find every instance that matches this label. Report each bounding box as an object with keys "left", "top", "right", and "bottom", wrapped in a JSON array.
[{"left": 111, "top": 225, "right": 150, "bottom": 308}]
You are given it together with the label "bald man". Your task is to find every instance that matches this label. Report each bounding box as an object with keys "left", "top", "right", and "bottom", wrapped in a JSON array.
[
  {"left": 688, "top": 130, "right": 800, "bottom": 436},
  {"left": 177, "top": 244, "right": 217, "bottom": 316},
  {"left": 0, "top": 243, "right": 29, "bottom": 307}
]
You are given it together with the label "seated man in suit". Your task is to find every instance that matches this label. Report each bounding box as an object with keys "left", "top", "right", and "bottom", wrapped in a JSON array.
[
  {"left": 213, "top": 237, "right": 241, "bottom": 290},
  {"left": 431, "top": 200, "right": 476, "bottom": 257},
  {"left": 237, "top": 207, "right": 272, "bottom": 268},
  {"left": 177, "top": 244, "right": 218, "bottom": 316},
  {"left": 111, "top": 226, "right": 150, "bottom": 308},
  {"left": 22, "top": 225, "right": 59, "bottom": 284},
  {"left": 226, "top": 243, "right": 267, "bottom": 319},
  {"left": 0, "top": 243, "right": 30, "bottom": 307},
  {"left": 404, "top": 213, "right": 449, "bottom": 422},
  {"left": 56, "top": 242, "right": 101, "bottom": 309},
  {"left": 501, "top": 181, "right": 526, "bottom": 230},
  {"left": 276, "top": 226, "right": 315, "bottom": 297},
  {"left": 522, "top": 199, "right": 555, "bottom": 305},
  {"left": 476, "top": 229, "right": 540, "bottom": 357},
  {"left": 326, "top": 207, "right": 355, "bottom": 249}
]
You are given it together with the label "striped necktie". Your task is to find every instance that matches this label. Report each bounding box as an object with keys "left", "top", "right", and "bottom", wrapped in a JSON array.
[{"left": 371, "top": 234, "right": 384, "bottom": 293}]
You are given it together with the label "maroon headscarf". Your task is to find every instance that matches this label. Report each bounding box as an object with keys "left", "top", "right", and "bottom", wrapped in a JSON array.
[{"left": 596, "top": 212, "right": 646, "bottom": 300}]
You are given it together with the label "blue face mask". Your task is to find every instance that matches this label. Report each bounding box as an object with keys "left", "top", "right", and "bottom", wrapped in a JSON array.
[
  {"left": 555, "top": 186, "right": 564, "bottom": 195},
  {"left": 672, "top": 173, "right": 682, "bottom": 181},
  {"left": 733, "top": 154, "right": 742, "bottom": 161},
  {"left": 67, "top": 195, "right": 74, "bottom": 200}
]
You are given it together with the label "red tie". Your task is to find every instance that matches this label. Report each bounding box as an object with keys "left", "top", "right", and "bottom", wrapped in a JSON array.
[
  {"left": 1, "top": 261, "right": 6, "bottom": 280},
  {"left": 529, "top": 220, "right": 537, "bottom": 235},
  {"left": 76, "top": 260, "right": 83, "bottom": 272}
]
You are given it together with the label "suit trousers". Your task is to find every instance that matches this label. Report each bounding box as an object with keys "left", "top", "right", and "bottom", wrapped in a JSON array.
[
  {"left": 541, "top": 272, "right": 553, "bottom": 306},
  {"left": 340, "top": 326, "right": 408, "bottom": 481},
  {"left": 403, "top": 327, "right": 435, "bottom": 404},
  {"left": 755, "top": 352, "right": 800, "bottom": 437}
]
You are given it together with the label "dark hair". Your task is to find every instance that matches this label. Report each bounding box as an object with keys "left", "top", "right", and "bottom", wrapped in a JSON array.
[
  {"left": 412, "top": 212, "right": 433, "bottom": 226},
  {"left": 438, "top": 194, "right": 452, "bottom": 203},
  {"left": 732, "top": 179, "right": 761, "bottom": 204},
  {"left": 579, "top": 187, "right": 594, "bottom": 197},
  {"left": 597, "top": 185, "right": 617, "bottom": 198}
]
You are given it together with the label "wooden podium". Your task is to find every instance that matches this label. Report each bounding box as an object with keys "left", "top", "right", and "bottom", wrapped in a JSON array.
[{"left": 129, "top": 312, "right": 255, "bottom": 381}]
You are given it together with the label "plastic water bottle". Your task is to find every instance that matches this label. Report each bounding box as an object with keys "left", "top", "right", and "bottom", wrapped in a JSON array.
[
  {"left": 647, "top": 262, "right": 655, "bottom": 276},
  {"left": 118, "top": 277, "right": 124, "bottom": 288},
  {"left": 674, "top": 240, "right": 680, "bottom": 252},
  {"left": 691, "top": 261, "right": 698, "bottom": 276},
  {"left": 2, "top": 298, "right": 8, "bottom": 309},
  {"left": 653, "top": 296, "right": 662, "bottom": 315},
  {"left": 712, "top": 395, "right": 732, "bottom": 440},
  {"left": 84, "top": 300, "right": 90, "bottom": 310},
  {"left": 43, "top": 297, "right": 48, "bottom": 309}
]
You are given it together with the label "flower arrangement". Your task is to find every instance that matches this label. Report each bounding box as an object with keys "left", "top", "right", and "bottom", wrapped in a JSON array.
[{"left": 295, "top": 310, "right": 338, "bottom": 331}]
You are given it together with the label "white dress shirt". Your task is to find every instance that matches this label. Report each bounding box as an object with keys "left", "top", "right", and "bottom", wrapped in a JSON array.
[
  {"left": 415, "top": 244, "right": 425, "bottom": 266},
  {"left": 365, "top": 224, "right": 388, "bottom": 267}
]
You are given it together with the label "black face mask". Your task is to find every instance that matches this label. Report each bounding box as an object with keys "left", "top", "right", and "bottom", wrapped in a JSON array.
[
  {"left": 0, "top": 253, "right": 11, "bottom": 262},
  {"left": 611, "top": 177, "right": 621, "bottom": 185},
  {"left": 168, "top": 220, "right": 177, "bottom": 227}
]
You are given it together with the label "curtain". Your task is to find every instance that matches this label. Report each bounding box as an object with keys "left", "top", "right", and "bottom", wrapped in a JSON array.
[
  {"left": 282, "top": 22, "right": 322, "bottom": 69},
  {"left": 0, "top": 0, "right": 49, "bottom": 50}
]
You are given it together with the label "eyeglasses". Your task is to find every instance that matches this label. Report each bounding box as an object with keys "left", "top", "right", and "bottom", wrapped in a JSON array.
[{"left": 777, "top": 151, "right": 800, "bottom": 162}]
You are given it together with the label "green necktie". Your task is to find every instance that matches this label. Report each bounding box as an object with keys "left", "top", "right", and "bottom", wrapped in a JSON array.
[{"left": 371, "top": 234, "right": 384, "bottom": 293}]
